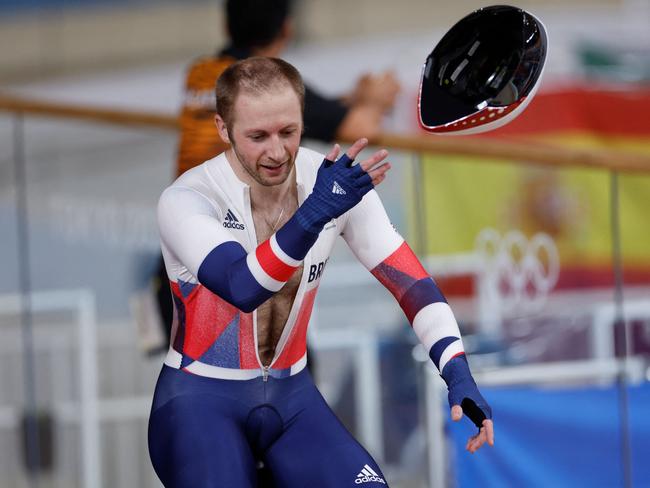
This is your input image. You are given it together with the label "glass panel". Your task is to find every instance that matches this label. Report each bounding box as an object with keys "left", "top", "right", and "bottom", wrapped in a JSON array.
[
  {"left": 0, "top": 113, "right": 173, "bottom": 487},
  {"left": 1, "top": 94, "right": 648, "bottom": 488},
  {"left": 413, "top": 150, "right": 635, "bottom": 486}
]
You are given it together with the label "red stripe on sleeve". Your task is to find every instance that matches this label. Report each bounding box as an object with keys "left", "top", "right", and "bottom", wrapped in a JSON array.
[
  {"left": 371, "top": 242, "right": 430, "bottom": 301},
  {"left": 384, "top": 242, "right": 430, "bottom": 280},
  {"left": 255, "top": 239, "right": 298, "bottom": 282}
]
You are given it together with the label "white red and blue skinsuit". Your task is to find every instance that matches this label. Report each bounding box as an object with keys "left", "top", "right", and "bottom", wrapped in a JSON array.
[{"left": 148, "top": 147, "right": 490, "bottom": 487}]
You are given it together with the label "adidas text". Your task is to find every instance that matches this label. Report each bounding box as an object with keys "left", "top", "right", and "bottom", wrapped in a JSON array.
[
  {"left": 355, "top": 475, "right": 386, "bottom": 484},
  {"left": 223, "top": 209, "right": 245, "bottom": 230},
  {"left": 355, "top": 465, "right": 385, "bottom": 484},
  {"left": 223, "top": 221, "right": 245, "bottom": 230}
]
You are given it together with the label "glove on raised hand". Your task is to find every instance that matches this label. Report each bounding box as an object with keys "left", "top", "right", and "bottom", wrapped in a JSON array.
[
  {"left": 441, "top": 355, "right": 493, "bottom": 429},
  {"left": 295, "top": 154, "right": 373, "bottom": 234}
]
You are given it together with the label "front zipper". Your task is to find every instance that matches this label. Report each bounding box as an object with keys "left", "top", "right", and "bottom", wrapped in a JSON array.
[{"left": 245, "top": 182, "right": 310, "bottom": 378}]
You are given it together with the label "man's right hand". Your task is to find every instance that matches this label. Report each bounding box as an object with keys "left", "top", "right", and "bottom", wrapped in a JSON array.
[
  {"left": 324, "top": 138, "right": 391, "bottom": 187},
  {"left": 296, "top": 138, "right": 391, "bottom": 233}
]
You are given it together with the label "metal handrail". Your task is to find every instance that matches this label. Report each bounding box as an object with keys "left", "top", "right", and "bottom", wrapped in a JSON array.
[{"left": 2, "top": 92, "right": 650, "bottom": 173}]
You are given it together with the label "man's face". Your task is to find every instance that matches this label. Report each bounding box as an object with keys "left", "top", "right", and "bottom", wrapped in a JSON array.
[{"left": 219, "top": 85, "right": 303, "bottom": 187}]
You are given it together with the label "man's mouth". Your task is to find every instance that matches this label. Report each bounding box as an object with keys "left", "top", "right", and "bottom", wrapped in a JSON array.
[{"left": 260, "top": 161, "right": 286, "bottom": 172}]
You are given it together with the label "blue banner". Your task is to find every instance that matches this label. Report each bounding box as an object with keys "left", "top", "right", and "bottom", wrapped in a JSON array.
[{"left": 447, "top": 382, "right": 650, "bottom": 487}]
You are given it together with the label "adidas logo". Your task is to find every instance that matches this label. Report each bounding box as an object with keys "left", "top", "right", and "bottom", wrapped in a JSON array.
[
  {"left": 354, "top": 464, "right": 386, "bottom": 484},
  {"left": 332, "top": 181, "right": 346, "bottom": 195},
  {"left": 223, "top": 209, "right": 245, "bottom": 230}
]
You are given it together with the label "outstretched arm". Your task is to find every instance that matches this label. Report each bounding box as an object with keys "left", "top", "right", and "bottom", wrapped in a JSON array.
[{"left": 341, "top": 185, "right": 494, "bottom": 452}]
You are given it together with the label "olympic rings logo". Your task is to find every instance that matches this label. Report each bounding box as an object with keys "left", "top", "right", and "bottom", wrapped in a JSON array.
[{"left": 475, "top": 228, "right": 560, "bottom": 314}]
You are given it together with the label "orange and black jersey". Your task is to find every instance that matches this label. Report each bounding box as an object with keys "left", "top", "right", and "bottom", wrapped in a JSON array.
[
  {"left": 175, "top": 46, "right": 349, "bottom": 177},
  {"left": 176, "top": 55, "right": 234, "bottom": 177}
]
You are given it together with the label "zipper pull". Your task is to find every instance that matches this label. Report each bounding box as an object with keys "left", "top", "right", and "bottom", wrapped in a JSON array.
[{"left": 262, "top": 366, "right": 270, "bottom": 382}]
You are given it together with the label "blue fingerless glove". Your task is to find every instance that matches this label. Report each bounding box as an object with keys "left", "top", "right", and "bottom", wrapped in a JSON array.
[
  {"left": 295, "top": 153, "right": 374, "bottom": 234},
  {"left": 441, "top": 355, "right": 492, "bottom": 429}
]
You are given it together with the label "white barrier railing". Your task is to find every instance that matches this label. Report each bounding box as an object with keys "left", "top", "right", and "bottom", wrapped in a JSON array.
[
  {"left": 591, "top": 300, "right": 650, "bottom": 360},
  {"left": 0, "top": 289, "right": 100, "bottom": 488}
]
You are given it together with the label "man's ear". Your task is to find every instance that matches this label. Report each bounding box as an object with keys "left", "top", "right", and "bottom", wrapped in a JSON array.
[{"left": 215, "top": 115, "right": 231, "bottom": 144}]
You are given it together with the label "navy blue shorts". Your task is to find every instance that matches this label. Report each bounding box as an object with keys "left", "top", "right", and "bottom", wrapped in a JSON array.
[{"left": 148, "top": 365, "right": 388, "bottom": 487}]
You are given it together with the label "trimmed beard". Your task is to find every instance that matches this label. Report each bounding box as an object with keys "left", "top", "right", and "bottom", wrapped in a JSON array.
[{"left": 231, "top": 141, "right": 295, "bottom": 187}]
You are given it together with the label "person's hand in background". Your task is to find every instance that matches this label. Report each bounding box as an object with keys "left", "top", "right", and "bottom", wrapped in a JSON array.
[
  {"left": 348, "top": 70, "right": 400, "bottom": 113},
  {"left": 336, "top": 71, "right": 401, "bottom": 142}
]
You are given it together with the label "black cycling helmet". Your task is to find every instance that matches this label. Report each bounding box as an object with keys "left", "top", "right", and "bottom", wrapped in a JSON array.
[{"left": 418, "top": 5, "right": 548, "bottom": 134}]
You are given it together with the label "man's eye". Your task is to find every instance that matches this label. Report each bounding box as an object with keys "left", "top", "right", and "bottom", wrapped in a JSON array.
[
  {"left": 282, "top": 129, "right": 295, "bottom": 137},
  {"left": 250, "top": 134, "right": 265, "bottom": 141}
]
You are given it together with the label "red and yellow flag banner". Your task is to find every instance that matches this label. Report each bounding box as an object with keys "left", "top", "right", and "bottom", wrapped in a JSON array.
[{"left": 415, "top": 84, "right": 650, "bottom": 294}]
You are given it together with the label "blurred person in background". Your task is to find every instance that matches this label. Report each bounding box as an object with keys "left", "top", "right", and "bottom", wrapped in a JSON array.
[
  {"left": 148, "top": 56, "right": 492, "bottom": 488},
  {"left": 176, "top": 0, "right": 400, "bottom": 177},
  {"left": 152, "top": 0, "right": 400, "bottom": 345}
]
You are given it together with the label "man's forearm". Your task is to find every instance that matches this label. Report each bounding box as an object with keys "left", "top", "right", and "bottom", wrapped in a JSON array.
[{"left": 198, "top": 212, "right": 320, "bottom": 312}]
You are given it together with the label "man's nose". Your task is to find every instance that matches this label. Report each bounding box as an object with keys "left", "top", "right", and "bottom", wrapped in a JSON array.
[{"left": 267, "top": 135, "right": 286, "bottom": 161}]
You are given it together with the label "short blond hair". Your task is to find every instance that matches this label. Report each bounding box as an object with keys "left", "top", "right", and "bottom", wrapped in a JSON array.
[{"left": 216, "top": 56, "right": 305, "bottom": 131}]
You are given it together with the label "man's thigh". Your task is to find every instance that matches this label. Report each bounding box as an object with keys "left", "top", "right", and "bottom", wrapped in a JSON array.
[
  {"left": 148, "top": 394, "right": 257, "bottom": 488},
  {"left": 265, "top": 387, "right": 388, "bottom": 487}
]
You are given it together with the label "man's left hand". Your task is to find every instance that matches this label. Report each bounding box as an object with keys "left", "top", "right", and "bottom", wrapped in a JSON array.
[
  {"left": 451, "top": 404, "right": 494, "bottom": 453},
  {"left": 442, "top": 355, "right": 494, "bottom": 453}
]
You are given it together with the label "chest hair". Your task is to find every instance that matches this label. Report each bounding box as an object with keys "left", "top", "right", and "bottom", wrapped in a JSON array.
[{"left": 252, "top": 207, "right": 302, "bottom": 366}]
